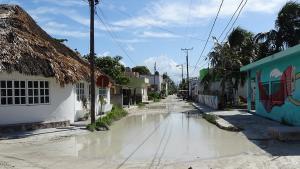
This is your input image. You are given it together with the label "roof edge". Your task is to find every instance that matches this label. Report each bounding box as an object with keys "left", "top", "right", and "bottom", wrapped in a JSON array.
[{"left": 240, "top": 44, "right": 300, "bottom": 72}]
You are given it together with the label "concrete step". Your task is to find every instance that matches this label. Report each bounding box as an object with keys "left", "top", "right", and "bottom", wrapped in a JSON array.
[{"left": 268, "top": 126, "right": 300, "bottom": 141}]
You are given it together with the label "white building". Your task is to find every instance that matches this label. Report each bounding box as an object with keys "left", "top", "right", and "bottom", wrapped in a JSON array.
[
  {"left": 140, "top": 74, "right": 163, "bottom": 92},
  {"left": 0, "top": 5, "right": 113, "bottom": 126}
]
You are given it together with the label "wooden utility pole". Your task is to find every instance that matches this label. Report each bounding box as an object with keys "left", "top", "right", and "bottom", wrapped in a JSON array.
[
  {"left": 181, "top": 48, "right": 193, "bottom": 99},
  {"left": 89, "top": 0, "right": 99, "bottom": 124}
]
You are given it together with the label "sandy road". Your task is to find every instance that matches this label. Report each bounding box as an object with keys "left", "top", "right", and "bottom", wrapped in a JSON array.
[{"left": 0, "top": 96, "right": 300, "bottom": 169}]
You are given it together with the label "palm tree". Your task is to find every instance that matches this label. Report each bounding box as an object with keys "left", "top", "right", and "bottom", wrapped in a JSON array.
[
  {"left": 208, "top": 27, "right": 255, "bottom": 107},
  {"left": 276, "top": 1, "right": 300, "bottom": 47},
  {"left": 255, "top": 1, "right": 300, "bottom": 60}
]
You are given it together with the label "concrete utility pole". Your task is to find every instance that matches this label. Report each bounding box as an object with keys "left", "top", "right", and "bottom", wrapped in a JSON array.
[
  {"left": 89, "top": 0, "right": 99, "bottom": 124},
  {"left": 181, "top": 48, "right": 193, "bottom": 99}
]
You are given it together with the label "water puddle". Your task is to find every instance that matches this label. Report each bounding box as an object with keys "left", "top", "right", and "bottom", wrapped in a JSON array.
[{"left": 54, "top": 113, "right": 259, "bottom": 161}]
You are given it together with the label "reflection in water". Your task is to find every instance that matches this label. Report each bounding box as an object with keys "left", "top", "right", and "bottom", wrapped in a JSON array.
[
  {"left": 1, "top": 113, "right": 259, "bottom": 165},
  {"left": 70, "top": 113, "right": 258, "bottom": 162}
]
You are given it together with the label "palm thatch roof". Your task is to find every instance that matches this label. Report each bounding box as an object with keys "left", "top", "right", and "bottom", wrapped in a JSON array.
[{"left": 0, "top": 4, "right": 104, "bottom": 86}]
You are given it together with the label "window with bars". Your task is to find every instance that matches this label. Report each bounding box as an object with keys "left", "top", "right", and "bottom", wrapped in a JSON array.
[
  {"left": 76, "top": 83, "right": 85, "bottom": 101},
  {"left": 14, "top": 81, "right": 26, "bottom": 105},
  {"left": 28, "top": 81, "right": 50, "bottom": 104},
  {"left": 0, "top": 80, "right": 49, "bottom": 105},
  {"left": 99, "top": 88, "right": 107, "bottom": 98}
]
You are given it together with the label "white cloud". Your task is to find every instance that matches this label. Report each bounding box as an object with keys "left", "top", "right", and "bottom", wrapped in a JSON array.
[
  {"left": 113, "top": 0, "right": 287, "bottom": 29},
  {"left": 29, "top": 7, "right": 123, "bottom": 32},
  {"left": 43, "top": 27, "right": 89, "bottom": 38},
  {"left": 126, "top": 44, "right": 135, "bottom": 51},
  {"left": 138, "top": 31, "right": 180, "bottom": 38},
  {"left": 32, "top": 0, "right": 86, "bottom": 7},
  {"left": 99, "top": 51, "right": 111, "bottom": 56},
  {"left": 144, "top": 55, "right": 182, "bottom": 82},
  {"left": 115, "top": 38, "right": 145, "bottom": 43}
]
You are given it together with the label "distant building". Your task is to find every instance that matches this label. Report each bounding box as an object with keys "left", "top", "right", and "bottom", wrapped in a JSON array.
[{"left": 140, "top": 74, "right": 163, "bottom": 92}]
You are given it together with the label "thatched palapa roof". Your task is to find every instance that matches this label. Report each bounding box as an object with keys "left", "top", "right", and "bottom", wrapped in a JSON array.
[{"left": 0, "top": 4, "right": 102, "bottom": 86}]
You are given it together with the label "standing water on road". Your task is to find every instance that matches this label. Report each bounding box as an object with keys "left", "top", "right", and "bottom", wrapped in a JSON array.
[{"left": 0, "top": 99, "right": 261, "bottom": 168}]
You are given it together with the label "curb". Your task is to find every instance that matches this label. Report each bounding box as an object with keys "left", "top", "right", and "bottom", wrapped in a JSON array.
[{"left": 192, "top": 103, "right": 242, "bottom": 132}]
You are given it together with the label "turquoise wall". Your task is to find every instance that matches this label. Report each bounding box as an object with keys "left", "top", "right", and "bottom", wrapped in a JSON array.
[{"left": 251, "top": 54, "right": 300, "bottom": 125}]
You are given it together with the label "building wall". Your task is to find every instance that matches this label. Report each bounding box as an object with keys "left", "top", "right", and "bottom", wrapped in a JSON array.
[
  {"left": 0, "top": 72, "right": 75, "bottom": 125},
  {"left": 0, "top": 72, "right": 112, "bottom": 125},
  {"left": 250, "top": 56, "right": 300, "bottom": 125},
  {"left": 140, "top": 75, "right": 163, "bottom": 91}
]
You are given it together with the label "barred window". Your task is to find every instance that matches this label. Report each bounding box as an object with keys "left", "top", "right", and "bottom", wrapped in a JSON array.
[
  {"left": 14, "top": 81, "right": 26, "bottom": 105},
  {"left": 76, "top": 83, "right": 85, "bottom": 101},
  {"left": 28, "top": 81, "right": 50, "bottom": 104},
  {"left": 0, "top": 80, "right": 49, "bottom": 105},
  {"left": 99, "top": 88, "right": 107, "bottom": 98}
]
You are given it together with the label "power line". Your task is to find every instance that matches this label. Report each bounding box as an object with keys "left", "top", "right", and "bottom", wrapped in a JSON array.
[
  {"left": 221, "top": 0, "right": 248, "bottom": 43},
  {"left": 100, "top": 1, "right": 212, "bottom": 43},
  {"left": 217, "top": 0, "right": 244, "bottom": 41},
  {"left": 95, "top": 6, "right": 137, "bottom": 65},
  {"left": 192, "top": 0, "right": 224, "bottom": 74},
  {"left": 198, "top": 0, "right": 248, "bottom": 71}
]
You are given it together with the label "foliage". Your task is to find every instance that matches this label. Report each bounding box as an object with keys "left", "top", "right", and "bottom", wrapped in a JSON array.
[
  {"left": 132, "top": 66, "right": 151, "bottom": 75},
  {"left": 202, "top": 113, "right": 218, "bottom": 124},
  {"left": 148, "top": 92, "right": 161, "bottom": 101},
  {"left": 84, "top": 55, "right": 129, "bottom": 85},
  {"left": 137, "top": 102, "right": 145, "bottom": 108},
  {"left": 178, "top": 79, "right": 188, "bottom": 90},
  {"left": 87, "top": 106, "right": 128, "bottom": 132},
  {"left": 162, "top": 72, "right": 178, "bottom": 95},
  {"left": 254, "top": 1, "right": 300, "bottom": 60},
  {"left": 208, "top": 27, "right": 255, "bottom": 106}
]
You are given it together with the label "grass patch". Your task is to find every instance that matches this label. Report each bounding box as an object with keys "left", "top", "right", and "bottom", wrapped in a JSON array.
[
  {"left": 87, "top": 106, "right": 128, "bottom": 132},
  {"left": 202, "top": 113, "right": 218, "bottom": 124},
  {"left": 137, "top": 102, "right": 145, "bottom": 108}
]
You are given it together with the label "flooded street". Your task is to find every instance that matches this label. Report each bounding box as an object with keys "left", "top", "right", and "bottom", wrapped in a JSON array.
[{"left": 0, "top": 96, "right": 262, "bottom": 169}]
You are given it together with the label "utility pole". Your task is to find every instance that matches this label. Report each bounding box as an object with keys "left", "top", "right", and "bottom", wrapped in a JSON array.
[
  {"left": 89, "top": 0, "right": 99, "bottom": 124},
  {"left": 181, "top": 48, "right": 193, "bottom": 99},
  {"left": 153, "top": 62, "right": 157, "bottom": 92}
]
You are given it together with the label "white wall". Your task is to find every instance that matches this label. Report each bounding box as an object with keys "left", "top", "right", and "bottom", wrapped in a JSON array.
[{"left": 0, "top": 72, "right": 75, "bottom": 125}]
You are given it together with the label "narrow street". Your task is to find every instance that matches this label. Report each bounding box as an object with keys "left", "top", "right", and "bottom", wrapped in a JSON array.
[{"left": 0, "top": 96, "right": 265, "bottom": 169}]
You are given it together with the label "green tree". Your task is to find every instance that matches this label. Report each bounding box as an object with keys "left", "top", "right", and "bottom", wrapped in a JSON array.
[
  {"left": 254, "top": 1, "right": 300, "bottom": 60},
  {"left": 132, "top": 66, "right": 151, "bottom": 75},
  {"left": 162, "top": 73, "right": 177, "bottom": 95},
  {"left": 93, "top": 55, "right": 129, "bottom": 85},
  {"left": 209, "top": 27, "right": 255, "bottom": 107}
]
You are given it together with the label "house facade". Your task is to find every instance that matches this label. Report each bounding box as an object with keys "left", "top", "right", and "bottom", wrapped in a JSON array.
[
  {"left": 0, "top": 5, "right": 112, "bottom": 126},
  {"left": 241, "top": 44, "right": 300, "bottom": 125}
]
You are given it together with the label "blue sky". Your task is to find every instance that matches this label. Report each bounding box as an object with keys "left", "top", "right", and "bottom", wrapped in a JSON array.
[{"left": 0, "top": 0, "right": 291, "bottom": 82}]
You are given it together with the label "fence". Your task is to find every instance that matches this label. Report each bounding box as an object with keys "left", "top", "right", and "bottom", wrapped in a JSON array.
[{"left": 198, "top": 95, "right": 219, "bottom": 109}]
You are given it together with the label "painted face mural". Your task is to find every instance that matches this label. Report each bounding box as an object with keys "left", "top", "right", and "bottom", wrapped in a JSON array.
[{"left": 256, "top": 66, "right": 300, "bottom": 112}]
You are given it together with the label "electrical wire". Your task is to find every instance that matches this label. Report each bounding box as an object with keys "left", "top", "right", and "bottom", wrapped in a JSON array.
[
  {"left": 192, "top": 0, "right": 224, "bottom": 74},
  {"left": 95, "top": 6, "right": 137, "bottom": 65}
]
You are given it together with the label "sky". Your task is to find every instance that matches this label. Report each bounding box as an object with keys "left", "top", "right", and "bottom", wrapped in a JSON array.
[{"left": 0, "top": 0, "right": 291, "bottom": 82}]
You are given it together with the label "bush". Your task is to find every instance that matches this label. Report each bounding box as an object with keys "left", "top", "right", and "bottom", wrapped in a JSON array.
[
  {"left": 148, "top": 92, "right": 161, "bottom": 101},
  {"left": 87, "top": 106, "right": 128, "bottom": 131}
]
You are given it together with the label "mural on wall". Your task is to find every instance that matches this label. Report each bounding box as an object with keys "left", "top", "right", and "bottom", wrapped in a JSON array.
[{"left": 257, "top": 66, "right": 300, "bottom": 112}]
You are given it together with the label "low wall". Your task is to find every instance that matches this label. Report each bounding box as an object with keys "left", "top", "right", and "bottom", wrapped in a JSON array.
[{"left": 198, "top": 95, "right": 219, "bottom": 109}]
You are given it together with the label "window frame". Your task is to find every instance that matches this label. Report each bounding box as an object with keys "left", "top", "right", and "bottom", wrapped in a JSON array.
[
  {"left": 0, "top": 80, "right": 50, "bottom": 106},
  {"left": 76, "top": 83, "right": 85, "bottom": 101},
  {"left": 99, "top": 88, "right": 107, "bottom": 99}
]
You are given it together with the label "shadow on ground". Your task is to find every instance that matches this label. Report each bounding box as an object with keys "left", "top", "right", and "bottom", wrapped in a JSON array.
[{"left": 219, "top": 113, "right": 300, "bottom": 156}]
